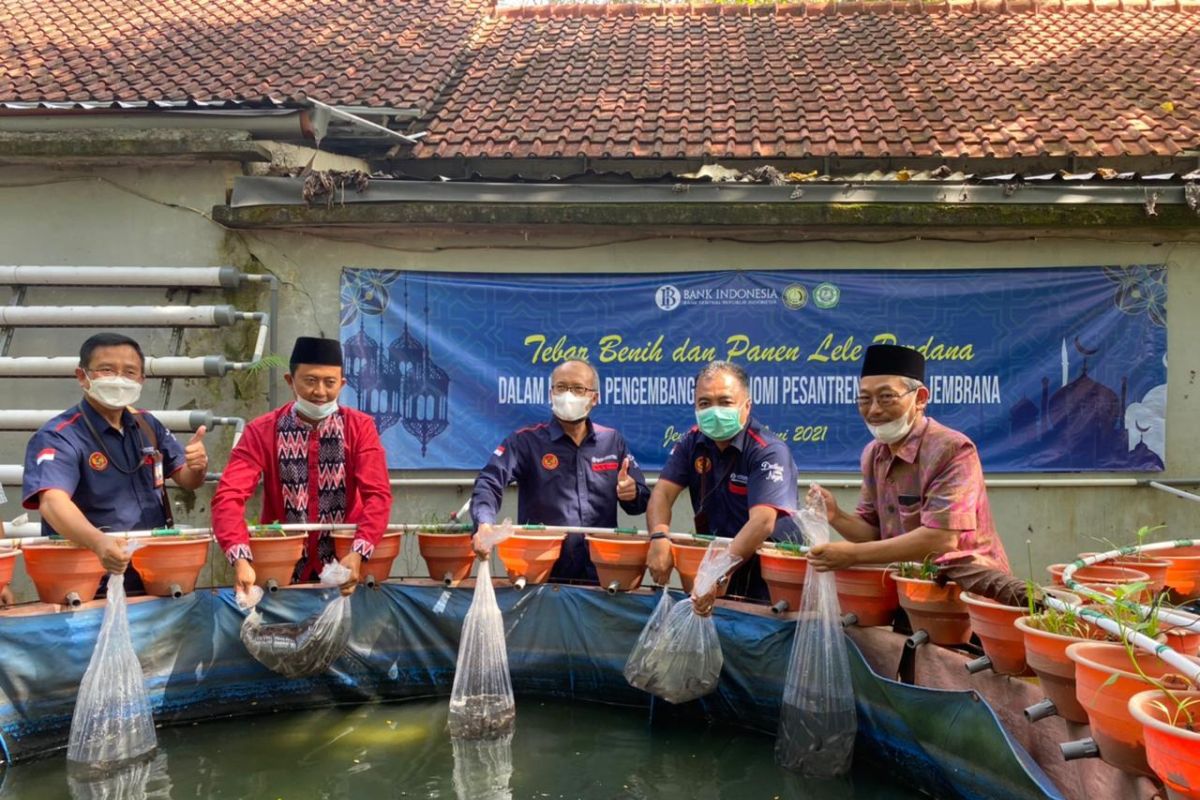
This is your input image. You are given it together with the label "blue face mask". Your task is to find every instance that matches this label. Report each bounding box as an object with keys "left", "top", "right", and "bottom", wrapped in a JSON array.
[{"left": 695, "top": 404, "right": 746, "bottom": 441}]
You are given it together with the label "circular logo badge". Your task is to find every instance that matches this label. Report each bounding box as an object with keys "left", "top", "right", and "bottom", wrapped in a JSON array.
[
  {"left": 89, "top": 452, "right": 109, "bottom": 472},
  {"left": 541, "top": 453, "right": 560, "bottom": 470},
  {"left": 782, "top": 284, "right": 808, "bottom": 310},
  {"left": 654, "top": 284, "right": 681, "bottom": 311},
  {"left": 813, "top": 282, "right": 841, "bottom": 309},
  {"left": 693, "top": 456, "right": 712, "bottom": 474}
]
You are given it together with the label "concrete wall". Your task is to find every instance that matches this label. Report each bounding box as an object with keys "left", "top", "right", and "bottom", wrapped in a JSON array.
[{"left": 1, "top": 154, "right": 1197, "bottom": 600}]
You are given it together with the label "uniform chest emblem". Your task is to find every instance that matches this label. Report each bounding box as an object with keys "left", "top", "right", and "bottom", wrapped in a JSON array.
[
  {"left": 89, "top": 452, "right": 109, "bottom": 471},
  {"left": 694, "top": 456, "right": 712, "bottom": 474},
  {"left": 541, "top": 453, "right": 559, "bottom": 470}
]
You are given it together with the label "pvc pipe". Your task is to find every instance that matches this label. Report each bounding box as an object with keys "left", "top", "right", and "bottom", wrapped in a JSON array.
[
  {"left": 1024, "top": 698, "right": 1058, "bottom": 723},
  {"left": 64, "top": 591, "right": 82, "bottom": 608},
  {"left": 770, "top": 599, "right": 789, "bottom": 615},
  {"left": 605, "top": 580, "right": 621, "bottom": 595},
  {"left": 0, "top": 266, "right": 241, "bottom": 289},
  {"left": 1059, "top": 738, "right": 1100, "bottom": 761},
  {"left": 1148, "top": 481, "right": 1200, "bottom": 504},
  {"left": 2, "top": 466, "right": 225, "bottom": 488},
  {"left": 0, "top": 355, "right": 232, "bottom": 377},
  {"left": 384, "top": 476, "right": 1200, "bottom": 490},
  {"left": 841, "top": 612, "right": 859, "bottom": 628},
  {"left": 1059, "top": 541, "right": 1200, "bottom": 632},
  {"left": 965, "top": 655, "right": 993, "bottom": 674},
  {"left": 0, "top": 409, "right": 215, "bottom": 431},
  {"left": 265, "top": 579, "right": 280, "bottom": 593},
  {"left": 513, "top": 577, "right": 528, "bottom": 591},
  {"left": 168, "top": 584, "right": 183, "bottom": 599},
  {"left": 0, "top": 305, "right": 238, "bottom": 327},
  {"left": 0, "top": 110, "right": 309, "bottom": 138}
]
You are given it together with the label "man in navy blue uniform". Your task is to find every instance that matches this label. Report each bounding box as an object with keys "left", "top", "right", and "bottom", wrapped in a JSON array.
[
  {"left": 21, "top": 333, "right": 209, "bottom": 594},
  {"left": 471, "top": 359, "right": 650, "bottom": 582},
  {"left": 647, "top": 360, "right": 798, "bottom": 612}
]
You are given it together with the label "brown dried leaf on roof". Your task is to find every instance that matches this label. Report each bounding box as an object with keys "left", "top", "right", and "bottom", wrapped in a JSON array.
[{"left": 302, "top": 169, "right": 370, "bottom": 206}]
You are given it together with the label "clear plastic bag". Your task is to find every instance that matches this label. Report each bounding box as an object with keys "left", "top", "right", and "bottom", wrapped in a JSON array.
[
  {"left": 622, "top": 585, "right": 673, "bottom": 687},
  {"left": 627, "top": 541, "right": 741, "bottom": 704},
  {"left": 240, "top": 561, "right": 352, "bottom": 679},
  {"left": 775, "top": 485, "right": 857, "bottom": 776},
  {"left": 451, "top": 732, "right": 514, "bottom": 800},
  {"left": 67, "top": 561, "right": 157, "bottom": 769},
  {"left": 449, "top": 521, "right": 515, "bottom": 739}
]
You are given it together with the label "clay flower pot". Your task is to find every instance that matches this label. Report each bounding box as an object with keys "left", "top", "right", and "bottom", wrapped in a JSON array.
[
  {"left": 21, "top": 540, "right": 107, "bottom": 606},
  {"left": 1066, "top": 641, "right": 1200, "bottom": 777},
  {"left": 1128, "top": 689, "right": 1200, "bottom": 799},
  {"left": 961, "top": 591, "right": 1032, "bottom": 676},
  {"left": 0, "top": 548, "right": 19, "bottom": 597},
  {"left": 417, "top": 532, "right": 476, "bottom": 587},
  {"left": 834, "top": 565, "right": 899, "bottom": 627},
  {"left": 1080, "top": 553, "right": 1171, "bottom": 595},
  {"left": 669, "top": 539, "right": 729, "bottom": 597},
  {"left": 894, "top": 576, "right": 972, "bottom": 645},
  {"left": 586, "top": 534, "right": 650, "bottom": 593},
  {"left": 1164, "top": 545, "right": 1200, "bottom": 603},
  {"left": 130, "top": 534, "right": 212, "bottom": 597},
  {"left": 333, "top": 532, "right": 403, "bottom": 586},
  {"left": 757, "top": 546, "right": 808, "bottom": 612},
  {"left": 247, "top": 533, "right": 306, "bottom": 590},
  {"left": 497, "top": 532, "right": 566, "bottom": 587},
  {"left": 1014, "top": 615, "right": 1107, "bottom": 724},
  {"left": 1046, "top": 562, "right": 1150, "bottom": 588}
]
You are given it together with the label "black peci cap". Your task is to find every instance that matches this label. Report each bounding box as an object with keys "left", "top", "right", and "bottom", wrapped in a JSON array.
[
  {"left": 290, "top": 336, "right": 343, "bottom": 370},
  {"left": 861, "top": 344, "right": 925, "bottom": 383}
]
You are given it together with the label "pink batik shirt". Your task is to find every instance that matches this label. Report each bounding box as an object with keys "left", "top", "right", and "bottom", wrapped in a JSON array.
[{"left": 854, "top": 416, "right": 1011, "bottom": 572}]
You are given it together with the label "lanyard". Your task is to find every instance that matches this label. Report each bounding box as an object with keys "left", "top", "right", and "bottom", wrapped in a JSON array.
[{"left": 77, "top": 403, "right": 147, "bottom": 476}]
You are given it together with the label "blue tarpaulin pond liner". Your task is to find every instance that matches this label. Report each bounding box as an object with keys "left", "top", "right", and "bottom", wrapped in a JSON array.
[{"left": 0, "top": 582, "right": 1146, "bottom": 799}]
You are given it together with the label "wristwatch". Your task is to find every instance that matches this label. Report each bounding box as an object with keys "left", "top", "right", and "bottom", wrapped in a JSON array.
[{"left": 648, "top": 531, "right": 669, "bottom": 541}]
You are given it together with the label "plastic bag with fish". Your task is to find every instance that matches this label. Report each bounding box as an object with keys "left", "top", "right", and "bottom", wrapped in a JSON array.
[
  {"left": 628, "top": 541, "right": 740, "bottom": 704},
  {"left": 775, "top": 485, "right": 857, "bottom": 776},
  {"left": 449, "top": 521, "right": 515, "bottom": 739},
  {"left": 622, "top": 584, "right": 673, "bottom": 687},
  {"left": 239, "top": 561, "right": 352, "bottom": 679},
  {"left": 67, "top": 549, "right": 157, "bottom": 770}
]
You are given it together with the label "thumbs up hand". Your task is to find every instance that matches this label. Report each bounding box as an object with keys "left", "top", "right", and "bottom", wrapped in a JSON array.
[
  {"left": 184, "top": 425, "right": 209, "bottom": 472},
  {"left": 616, "top": 455, "right": 636, "bottom": 501}
]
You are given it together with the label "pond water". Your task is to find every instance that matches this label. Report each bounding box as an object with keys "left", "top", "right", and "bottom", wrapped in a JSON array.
[{"left": 0, "top": 699, "right": 930, "bottom": 800}]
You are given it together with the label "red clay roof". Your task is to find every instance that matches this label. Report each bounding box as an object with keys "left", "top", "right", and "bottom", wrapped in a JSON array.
[{"left": 1, "top": 0, "right": 1198, "bottom": 161}]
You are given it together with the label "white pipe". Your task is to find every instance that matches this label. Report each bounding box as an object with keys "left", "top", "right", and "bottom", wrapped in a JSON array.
[
  {"left": 0, "top": 355, "right": 231, "bottom": 377},
  {"left": 1149, "top": 482, "right": 1200, "bottom": 503},
  {"left": 0, "top": 465, "right": 20, "bottom": 485},
  {"left": 0, "top": 110, "right": 309, "bottom": 137},
  {"left": 385, "top": 476, "right": 1170, "bottom": 489},
  {"left": 0, "top": 409, "right": 216, "bottom": 431},
  {"left": 0, "top": 266, "right": 241, "bottom": 289},
  {"left": 0, "top": 305, "right": 237, "bottom": 327},
  {"left": 1059, "top": 541, "right": 1200, "bottom": 631}
]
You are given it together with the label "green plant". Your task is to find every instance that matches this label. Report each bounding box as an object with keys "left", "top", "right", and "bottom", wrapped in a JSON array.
[
  {"left": 1027, "top": 605, "right": 1093, "bottom": 638},
  {"left": 1148, "top": 694, "right": 1200, "bottom": 732},
  {"left": 893, "top": 554, "right": 939, "bottom": 580},
  {"left": 244, "top": 354, "right": 288, "bottom": 374}
]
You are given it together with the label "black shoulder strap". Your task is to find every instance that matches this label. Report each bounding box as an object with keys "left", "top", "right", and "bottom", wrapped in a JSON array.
[{"left": 129, "top": 409, "right": 174, "bottom": 528}]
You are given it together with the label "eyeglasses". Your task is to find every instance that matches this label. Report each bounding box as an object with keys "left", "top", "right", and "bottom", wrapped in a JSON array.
[
  {"left": 552, "top": 383, "right": 596, "bottom": 397},
  {"left": 855, "top": 387, "right": 917, "bottom": 409},
  {"left": 88, "top": 366, "right": 143, "bottom": 380}
]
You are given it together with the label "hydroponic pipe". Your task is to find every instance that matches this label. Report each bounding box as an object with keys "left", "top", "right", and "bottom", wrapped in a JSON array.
[
  {"left": 0, "top": 266, "right": 243, "bottom": 288},
  {"left": 0, "top": 355, "right": 233, "bottom": 378},
  {"left": 1059, "top": 541, "right": 1200, "bottom": 631},
  {"left": 0, "top": 305, "right": 239, "bottom": 327}
]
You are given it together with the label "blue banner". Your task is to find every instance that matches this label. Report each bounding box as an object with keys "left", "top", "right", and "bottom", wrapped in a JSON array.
[{"left": 339, "top": 267, "right": 1166, "bottom": 473}]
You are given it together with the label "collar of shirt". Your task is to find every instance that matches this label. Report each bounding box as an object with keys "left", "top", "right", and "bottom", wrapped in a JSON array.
[
  {"left": 548, "top": 416, "right": 595, "bottom": 444},
  {"left": 80, "top": 397, "right": 133, "bottom": 436},
  {"left": 889, "top": 415, "right": 931, "bottom": 464},
  {"left": 287, "top": 401, "right": 338, "bottom": 432}
]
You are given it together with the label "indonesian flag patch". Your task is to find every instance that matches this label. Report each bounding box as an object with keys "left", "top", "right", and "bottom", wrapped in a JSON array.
[
  {"left": 36, "top": 448, "right": 56, "bottom": 465},
  {"left": 493, "top": 445, "right": 505, "bottom": 457}
]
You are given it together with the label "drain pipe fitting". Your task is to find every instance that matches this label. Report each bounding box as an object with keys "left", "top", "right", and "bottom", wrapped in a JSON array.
[
  {"left": 1060, "top": 738, "right": 1100, "bottom": 761},
  {"left": 965, "top": 655, "right": 993, "bottom": 674},
  {"left": 64, "top": 591, "right": 82, "bottom": 607},
  {"left": 364, "top": 575, "right": 378, "bottom": 590},
  {"left": 841, "top": 612, "right": 859, "bottom": 628},
  {"left": 1025, "top": 698, "right": 1059, "bottom": 723},
  {"left": 169, "top": 583, "right": 183, "bottom": 599},
  {"left": 905, "top": 629, "right": 930, "bottom": 650},
  {"left": 442, "top": 571, "right": 454, "bottom": 588},
  {"left": 513, "top": 577, "right": 528, "bottom": 591},
  {"left": 606, "top": 580, "right": 621, "bottom": 595},
  {"left": 265, "top": 578, "right": 280, "bottom": 593},
  {"left": 770, "top": 599, "right": 789, "bottom": 615}
]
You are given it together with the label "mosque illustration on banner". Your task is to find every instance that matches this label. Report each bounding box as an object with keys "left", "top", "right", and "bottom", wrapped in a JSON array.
[{"left": 340, "top": 270, "right": 450, "bottom": 456}]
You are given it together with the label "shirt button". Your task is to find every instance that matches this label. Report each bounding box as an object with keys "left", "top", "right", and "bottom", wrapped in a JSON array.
[{"left": 887, "top": 504, "right": 896, "bottom": 514}]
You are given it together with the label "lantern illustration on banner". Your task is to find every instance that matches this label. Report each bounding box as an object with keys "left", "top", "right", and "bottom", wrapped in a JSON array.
[
  {"left": 401, "top": 278, "right": 450, "bottom": 456},
  {"left": 342, "top": 270, "right": 402, "bottom": 434},
  {"left": 387, "top": 273, "right": 425, "bottom": 423}
]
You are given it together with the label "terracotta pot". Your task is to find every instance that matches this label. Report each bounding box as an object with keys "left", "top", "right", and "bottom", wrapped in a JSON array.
[
  {"left": 669, "top": 539, "right": 729, "bottom": 597},
  {"left": 129, "top": 535, "right": 212, "bottom": 597},
  {"left": 246, "top": 534, "right": 306, "bottom": 589},
  {"left": 1128, "top": 689, "right": 1200, "bottom": 799},
  {"left": 0, "top": 548, "right": 19, "bottom": 596},
  {"left": 333, "top": 532, "right": 403, "bottom": 585},
  {"left": 21, "top": 540, "right": 107, "bottom": 605},
  {"left": 1014, "top": 615, "right": 1108, "bottom": 724},
  {"left": 1164, "top": 545, "right": 1200, "bottom": 603},
  {"left": 758, "top": 547, "right": 808, "bottom": 612},
  {"left": 497, "top": 533, "right": 565, "bottom": 586},
  {"left": 1067, "top": 641, "right": 1200, "bottom": 777},
  {"left": 1080, "top": 553, "right": 1171, "bottom": 594},
  {"left": 961, "top": 591, "right": 1032, "bottom": 676},
  {"left": 834, "top": 565, "right": 899, "bottom": 627},
  {"left": 416, "top": 532, "right": 476, "bottom": 586},
  {"left": 1164, "top": 627, "right": 1200, "bottom": 658},
  {"left": 1047, "top": 563, "right": 1150, "bottom": 588},
  {"left": 586, "top": 534, "right": 650, "bottom": 592},
  {"left": 894, "top": 576, "right": 972, "bottom": 645}
]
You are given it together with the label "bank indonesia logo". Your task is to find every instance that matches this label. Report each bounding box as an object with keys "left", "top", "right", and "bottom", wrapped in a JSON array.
[
  {"left": 655, "top": 284, "right": 681, "bottom": 311},
  {"left": 813, "top": 282, "right": 841, "bottom": 309},
  {"left": 782, "top": 284, "right": 808, "bottom": 310}
]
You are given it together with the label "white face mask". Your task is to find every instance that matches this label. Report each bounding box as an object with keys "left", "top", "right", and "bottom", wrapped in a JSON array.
[
  {"left": 867, "top": 408, "right": 915, "bottom": 444},
  {"left": 551, "top": 391, "right": 592, "bottom": 422},
  {"left": 85, "top": 375, "right": 142, "bottom": 410},
  {"left": 294, "top": 395, "right": 339, "bottom": 421}
]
